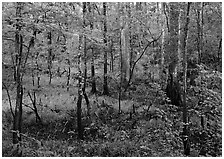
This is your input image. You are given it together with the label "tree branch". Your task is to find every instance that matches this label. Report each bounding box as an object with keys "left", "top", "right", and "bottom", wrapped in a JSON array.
[{"left": 2, "top": 82, "right": 15, "bottom": 119}]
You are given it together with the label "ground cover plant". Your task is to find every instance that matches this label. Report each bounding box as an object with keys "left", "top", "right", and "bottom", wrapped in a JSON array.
[{"left": 2, "top": 2, "right": 222, "bottom": 157}]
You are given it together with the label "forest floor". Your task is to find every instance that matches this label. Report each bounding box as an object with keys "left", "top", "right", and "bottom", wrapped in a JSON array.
[{"left": 2, "top": 66, "right": 221, "bottom": 157}]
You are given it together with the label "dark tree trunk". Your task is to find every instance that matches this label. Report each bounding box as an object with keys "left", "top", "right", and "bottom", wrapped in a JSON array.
[
  {"left": 182, "top": 2, "right": 191, "bottom": 156},
  {"left": 91, "top": 55, "right": 97, "bottom": 93},
  {"left": 82, "top": 2, "right": 90, "bottom": 117},
  {"left": 77, "top": 84, "right": 83, "bottom": 140},
  {"left": 165, "top": 3, "right": 182, "bottom": 107},
  {"left": 110, "top": 39, "right": 114, "bottom": 72},
  {"left": 217, "top": 38, "right": 222, "bottom": 62},
  {"left": 12, "top": 3, "right": 23, "bottom": 156},
  {"left": 77, "top": 52, "right": 83, "bottom": 140},
  {"left": 103, "top": 2, "right": 109, "bottom": 95},
  {"left": 47, "top": 31, "right": 52, "bottom": 85},
  {"left": 88, "top": 2, "right": 97, "bottom": 94},
  {"left": 66, "top": 60, "right": 71, "bottom": 91}
]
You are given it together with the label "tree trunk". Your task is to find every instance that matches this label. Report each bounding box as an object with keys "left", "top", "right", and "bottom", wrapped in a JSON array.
[
  {"left": 66, "top": 60, "right": 71, "bottom": 91},
  {"left": 217, "top": 38, "right": 222, "bottom": 63},
  {"left": 182, "top": 2, "right": 191, "bottom": 156},
  {"left": 83, "top": 2, "right": 90, "bottom": 117},
  {"left": 110, "top": 38, "right": 114, "bottom": 72},
  {"left": 159, "top": 2, "right": 165, "bottom": 82},
  {"left": 77, "top": 41, "right": 83, "bottom": 140},
  {"left": 198, "top": 2, "right": 204, "bottom": 64},
  {"left": 47, "top": 31, "right": 52, "bottom": 85},
  {"left": 12, "top": 2, "right": 23, "bottom": 156},
  {"left": 88, "top": 2, "right": 97, "bottom": 94},
  {"left": 165, "top": 3, "right": 182, "bottom": 106},
  {"left": 127, "top": 3, "right": 133, "bottom": 83},
  {"left": 103, "top": 2, "right": 109, "bottom": 95}
]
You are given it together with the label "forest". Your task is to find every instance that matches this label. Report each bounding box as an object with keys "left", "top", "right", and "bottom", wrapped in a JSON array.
[{"left": 2, "top": 2, "right": 222, "bottom": 157}]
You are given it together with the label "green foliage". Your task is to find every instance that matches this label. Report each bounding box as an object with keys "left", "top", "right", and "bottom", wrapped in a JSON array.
[{"left": 187, "top": 65, "right": 222, "bottom": 156}]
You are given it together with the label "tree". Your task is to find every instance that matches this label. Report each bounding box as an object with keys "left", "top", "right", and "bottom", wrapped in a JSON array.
[
  {"left": 77, "top": 37, "right": 84, "bottom": 140},
  {"left": 12, "top": 2, "right": 24, "bottom": 156},
  {"left": 165, "top": 3, "right": 182, "bottom": 106},
  {"left": 182, "top": 2, "right": 191, "bottom": 156},
  {"left": 47, "top": 31, "right": 53, "bottom": 85},
  {"left": 88, "top": 2, "right": 97, "bottom": 94},
  {"left": 82, "top": 2, "right": 90, "bottom": 118},
  {"left": 103, "top": 2, "right": 109, "bottom": 95}
]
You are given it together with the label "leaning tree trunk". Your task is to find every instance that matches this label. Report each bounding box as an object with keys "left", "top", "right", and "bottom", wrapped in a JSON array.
[
  {"left": 182, "top": 2, "right": 191, "bottom": 156},
  {"left": 12, "top": 2, "right": 23, "bottom": 156},
  {"left": 103, "top": 2, "right": 109, "bottom": 95}
]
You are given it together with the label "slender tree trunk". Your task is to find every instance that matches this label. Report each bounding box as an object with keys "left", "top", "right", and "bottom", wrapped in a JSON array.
[
  {"left": 66, "top": 60, "right": 71, "bottom": 91},
  {"left": 127, "top": 3, "right": 133, "bottom": 81},
  {"left": 182, "top": 2, "right": 191, "bottom": 156},
  {"left": 77, "top": 57, "right": 83, "bottom": 140},
  {"left": 88, "top": 2, "right": 97, "bottom": 94},
  {"left": 160, "top": 2, "right": 165, "bottom": 82},
  {"left": 196, "top": 8, "right": 201, "bottom": 63},
  {"left": 178, "top": 6, "right": 182, "bottom": 66},
  {"left": 83, "top": 2, "right": 90, "bottom": 117},
  {"left": 110, "top": 38, "right": 114, "bottom": 72},
  {"left": 47, "top": 31, "right": 52, "bottom": 85},
  {"left": 199, "top": 2, "right": 204, "bottom": 64},
  {"left": 103, "top": 2, "right": 109, "bottom": 95},
  {"left": 12, "top": 2, "right": 23, "bottom": 156},
  {"left": 217, "top": 38, "right": 222, "bottom": 62},
  {"left": 77, "top": 37, "right": 83, "bottom": 140}
]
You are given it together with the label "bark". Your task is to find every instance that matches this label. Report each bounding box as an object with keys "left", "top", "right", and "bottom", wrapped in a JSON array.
[
  {"left": 47, "top": 31, "right": 52, "bottom": 85},
  {"left": 217, "top": 38, "right": 222, "bottom": 62},
  {"left": 110, "top": 38, "right": 114, "bottom": 72},
  {"left": 103, "top": 2, "right": 109, "bottom": 95},
  {"left": 66, "top": 60, "right": 71, "bottom": 91},
  {"left": 88, "top": 2, "right": 97, "bottom": 94},
  {"left": 182, "top": 2, "right": 191, "bottom": 156},
  {"left": 83, "top": 2, "right": 90, "bottom": 117},
  {"left": 165, "top": 3, "right": 182, "bottom": 106},
  {"left": 199, "top": 2, "right": 204, "bottom": 64},
  {"left": 127, "top": 3, "right": 133, "bottom": 82},
  {"left": 12, "top": 2, "right": 23, "bottom": 156},
  {"left": 77, "top": 50, "right": 83, "bottom": 140},
  {"left": 159, "top": 2, "right": 165, "bottom": 80}
]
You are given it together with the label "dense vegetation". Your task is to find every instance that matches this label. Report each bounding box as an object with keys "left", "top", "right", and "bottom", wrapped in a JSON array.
[{"left": 2, "top": 2, "right": 222, "bottom": 157}]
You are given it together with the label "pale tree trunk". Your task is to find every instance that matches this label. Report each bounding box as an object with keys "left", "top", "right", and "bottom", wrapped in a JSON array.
[
  {"left": 196, "top": 2, "right": 204, "bottom": 64},
  {"left": 200, "top": 2, "right": 204, "bottom": 64},
  {"left": 159, "top": 2, "right": 165, "bottom": 82},
  {"left": 103, "top": 2, "right": 109, "bottom": 95},
  {"left": 182, "top": 2, "right": 191, "bottom": 156},
  {"left": 88, "top": 2, "right": 97, "bottom": 94},
  {"left": 127, "top": 3, "right": 132, "bottom": 81},
  {"left": 12, "top": 2, "right": 23, "bottom": 156},
  {"left": 178, "top": 5, "right": 182, "bottom": 69}
]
